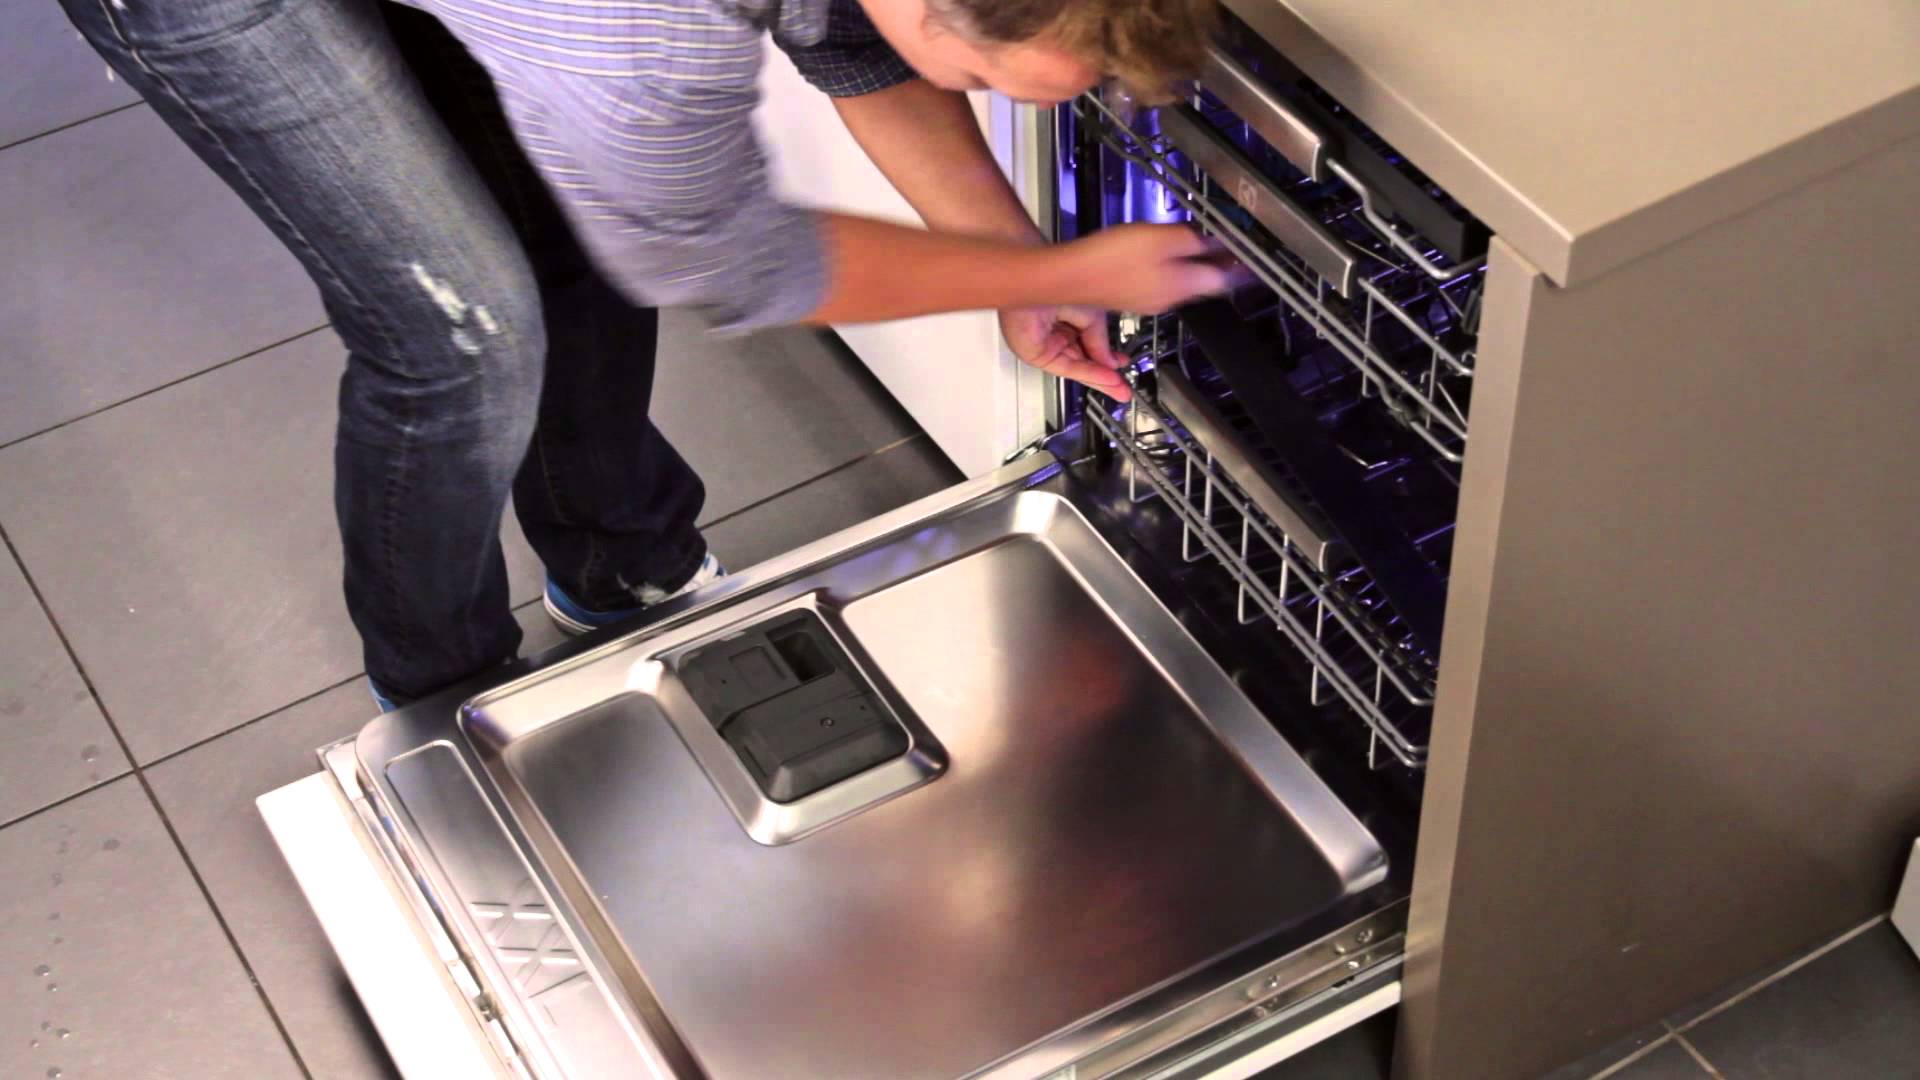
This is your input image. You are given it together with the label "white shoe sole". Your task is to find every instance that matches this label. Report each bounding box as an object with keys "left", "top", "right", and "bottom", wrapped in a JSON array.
[
  {"left": 543, "top": 555, "right": 725, "bottom": 638},
  {"left": 542, "top": 589, "right": 599, "bottom": 637}
]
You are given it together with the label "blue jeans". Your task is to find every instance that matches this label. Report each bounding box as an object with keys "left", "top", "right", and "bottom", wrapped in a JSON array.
[{"left": 64, "top": 0, "right": 708, "bottom": 701}]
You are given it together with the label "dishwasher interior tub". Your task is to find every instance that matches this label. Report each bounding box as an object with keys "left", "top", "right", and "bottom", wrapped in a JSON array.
[{"left": 261, "top": 10, "right": 1493, "bottom": 1076}]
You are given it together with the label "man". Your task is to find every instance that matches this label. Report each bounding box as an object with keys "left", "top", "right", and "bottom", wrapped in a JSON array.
[{"left": 65, "top": 0, "right": 1230, "bottom": 708}]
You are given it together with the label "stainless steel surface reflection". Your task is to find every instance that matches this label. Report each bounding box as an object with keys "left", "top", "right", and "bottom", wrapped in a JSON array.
[{"left": 353, "top": 455, "right": 1389, "bottom": 1078}]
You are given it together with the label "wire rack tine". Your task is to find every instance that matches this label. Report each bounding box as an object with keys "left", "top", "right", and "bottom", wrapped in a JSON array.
[
  {"left": 1160, "top": 388, "right": 1430, "bottom": 709},
  {"left": 1090, "top": 395, "right": 1428, "bottom": 767}
]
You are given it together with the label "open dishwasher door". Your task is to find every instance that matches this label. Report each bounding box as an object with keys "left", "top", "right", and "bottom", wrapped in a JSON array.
[{"left": 260, "top": 449, "right": 1407, "bottom": 1079}]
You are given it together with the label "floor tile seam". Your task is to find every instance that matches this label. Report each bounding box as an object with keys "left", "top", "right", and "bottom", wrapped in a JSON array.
[
  {"left": 0, "top": 427, "right": 922, "bottom": 809},
  {"left": 75, "top": 595, "right": 548, "bottom": 778},
  {"left": 0, "top": 324, "right": 333, "bottom": 453},
  {"left": 0, "top": 519, "right": 317, "bottom": 1079},
  {"left": 1669, "top": 1030, "right": 1725, "bottom": 1078},
  {"left": 136, "top": 672, "right": 368, "bottom": 771},
  {"left": 1586, "top": 1033, "right": 1675, "bottom": 1080},
  {"left": 694, "top": 432, "right": 929, "bottom": 532},
  {"left": 0, "top": 770, "right": 135, "bottom": 831},
  {"left": 0, "top": 523, "right": 136, "bottom": 832},
  {"left": 123, "top": 768, "right": 317, "bottom": 1078},
  {"left": 0, "top": 100, "right": 144, "bottom": 154},
  {"left": 1667, "top": 912, "right": 1891, "bottom": 1034}
]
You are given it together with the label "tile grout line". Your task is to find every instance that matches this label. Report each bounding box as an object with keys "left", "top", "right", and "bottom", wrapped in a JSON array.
[
  {"left": 693, "top": 432, "right": 929, "bottom": 533},
  {"left": 1669, "top": 1030, "right": 1725, "bottom": 1078},
  {"left": 0, "top": 324, "right": 332, "bottom": 453},
  {"left": 0, "top": 417, "right": 934, "bottom": 1062},
  {"left": 1588, "top": 1033, "right": 1675, "bottom": 1080},
  {"left": 0, "top": 767, "right": 135, "bottom": 832},
  {"left": 0, "top": 100, "right": 145, "bottom": 154},
  {"left": 20, "top": 593, "right": 550, "bottom": 798},
  {"left": 10, "top": 425, "right": 937, "bottom": 814},
  {"left": 107, "top": 431, "right": 942, "bottom": 778},
  {"left": 10, "top": 593, "right": 556, "bottom": 825},
  {"left": 139, "top": 672, "right": 369, "bottom": 773},
  {"left": 0, "top": 521, "right": 317, "bottom": 1080},
  {"left": 0, "top": 322, "right": 931, "bottom": 1059},
  {"left": 1668, "top": 912, "right": 1890, "bottom": 1034}
]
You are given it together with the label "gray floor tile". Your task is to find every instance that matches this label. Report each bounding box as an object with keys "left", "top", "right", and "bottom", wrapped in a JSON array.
[
  {"left": 703, "top": 435, "right": 959, "bottom": 571},
  {"left": 0, "top": 777, "right": 300, "bottom": 1079},
  {"left": 1667, "top": 971, "right": 1776, "bottom": 1033},
  {"left": 0, "top": 332, "right": 544, "bottom": 763},
  {"left": 656, "top": 314, "right": 919, "bottom": 525},
  {"left": 134, "top": 606, "right": 618, "bottom": 1079},
  {"left": 146, "top": 682, "right": 399, "bottom": 1080},
  {"left": 1253, "top": 1009, "right": 1393, "bottom": 1079},
  {"left": 504, "top": 507, "right": 545, "bottom": 603},
  {"left": 1681, "top": 921, "right": 1920, "bottom": 1079},
  {"left": 0, "top": 105, "right": 325, "bottom": 445},
  {"left": 1665, "top": 928, "right": 1840, "bottom": 1031},
  {"left": 514, "top": 596, "right": 571, "bottom": 661},
  {"left": 1541, "top": 1022, "right": 1671, "bottom": 1080},
  {"left": 0, "top": 542, "right": 128, "bottom": 824},
  {"left": 0, "top": 0, "right": 138, "bottom": 148},
  {"left": 1605, "top": 1040, "right": 1712, "bottom": 1079}
]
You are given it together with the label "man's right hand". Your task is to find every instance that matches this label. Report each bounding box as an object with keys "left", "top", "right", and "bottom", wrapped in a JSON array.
[
  {"left": 806, "top": 214, "right": 1242, "bottom": 327},
  {"left": 1061, "top": 224, "right": 1244, "bottom": 314}
]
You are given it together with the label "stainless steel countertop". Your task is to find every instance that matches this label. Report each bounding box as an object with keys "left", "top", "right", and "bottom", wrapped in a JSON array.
[{"left": 1227, "top": 0, "right": 1920, "bottom": 285}]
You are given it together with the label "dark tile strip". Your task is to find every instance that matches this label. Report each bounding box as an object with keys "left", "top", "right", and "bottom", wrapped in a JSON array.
[
  {"left": 0, "top": 324, "right": 332, "bottom": 453},
  {"left": 0, "top": 521, "right": 316, "bottom": 1079},
  {"left": 0, "top": 100, "right": 145, "bottom": 154}
]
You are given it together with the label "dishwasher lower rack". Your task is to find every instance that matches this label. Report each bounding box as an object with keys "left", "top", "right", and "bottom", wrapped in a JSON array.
[{"left": 1083, "top": 375, "right": 1439, "bottom": 769}]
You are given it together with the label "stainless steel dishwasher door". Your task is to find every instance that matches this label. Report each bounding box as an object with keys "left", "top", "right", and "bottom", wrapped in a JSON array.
[{"left": 315, "top": 453, "right": 1398, "bottom": 1078}]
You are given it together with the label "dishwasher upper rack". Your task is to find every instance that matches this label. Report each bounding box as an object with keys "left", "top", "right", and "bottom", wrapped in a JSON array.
[
  {"left": 1075, "top": 89, "right": 1483, "bottom": 464},
  {"left": 1087, "top": 348, "right": 1436, "bottom": 769}
]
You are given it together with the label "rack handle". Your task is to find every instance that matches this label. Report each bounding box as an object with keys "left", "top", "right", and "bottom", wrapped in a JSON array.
[
  {"left": 1198, "top": 46, "right": 1486, "bottom": 283},
  {"left": 1152, "top": 363, "right": 1345, "bottom": 574},
  {"left": 1158, "top": 105, "right": 1358, "bottom": 296},
  {"left": 1199, "top": 46, "right": 1330, "bottom": 182}
]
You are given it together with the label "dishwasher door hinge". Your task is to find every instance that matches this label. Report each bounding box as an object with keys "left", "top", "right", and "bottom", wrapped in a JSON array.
[{"left": 1003, "top": 435, "right": 1054, "bottom": 465}]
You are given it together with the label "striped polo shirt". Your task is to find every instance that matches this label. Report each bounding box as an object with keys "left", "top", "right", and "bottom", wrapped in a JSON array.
[{"left": 405, "top": 0, "right": 915, "bottom": 332}]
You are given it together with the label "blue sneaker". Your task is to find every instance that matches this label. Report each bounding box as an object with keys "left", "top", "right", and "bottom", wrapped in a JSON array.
[{"left": 542, "top": 552, "right": 726, "bottom": 636}]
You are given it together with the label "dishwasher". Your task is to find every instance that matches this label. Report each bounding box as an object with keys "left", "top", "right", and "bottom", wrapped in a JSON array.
[{"left": 260, "top": 9, "right": 1496, "bottom": 1077}]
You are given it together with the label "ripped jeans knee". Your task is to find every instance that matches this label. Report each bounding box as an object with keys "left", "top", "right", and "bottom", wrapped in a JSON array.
[{"left": 332, "top": 254, "right": 546, "bottom": 464}]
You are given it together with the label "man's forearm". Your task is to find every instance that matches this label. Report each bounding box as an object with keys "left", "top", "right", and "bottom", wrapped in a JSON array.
[
  {"left": 804, "top": 213, "right": 1075, "bottom": 324},
  {"left": 831, "top": 79, "right": 1042, "bottom": 246},
  {"left": 804, "top": 214, "right": 1234, "bottom": 326}
]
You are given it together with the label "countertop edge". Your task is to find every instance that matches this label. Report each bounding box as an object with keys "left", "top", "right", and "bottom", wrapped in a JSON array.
[
  {"left": 1226, "top": 0, "right": 1920, "bottom": 289},
  {"left": 1567, "top": 85, "right": 1920, "bottom": 286}
]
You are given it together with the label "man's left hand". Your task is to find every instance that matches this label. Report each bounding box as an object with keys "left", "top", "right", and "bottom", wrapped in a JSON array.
[{"left": 999, "top": 305, "right": 1130, "bottom": 402}]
